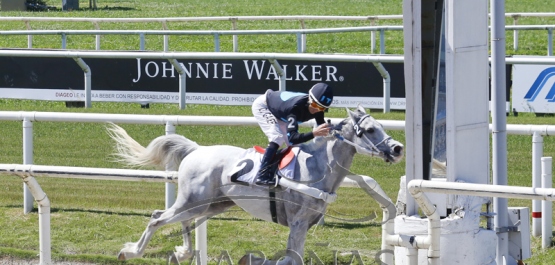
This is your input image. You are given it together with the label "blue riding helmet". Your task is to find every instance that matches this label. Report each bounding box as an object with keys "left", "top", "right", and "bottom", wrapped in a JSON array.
[{"left": 309, "top": 83, "right": 334, "bottom": 108}]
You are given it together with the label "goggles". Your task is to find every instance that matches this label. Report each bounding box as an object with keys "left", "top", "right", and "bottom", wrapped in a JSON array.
[{"left": 309, "top": 99, "right": 327, "bottom": 112}]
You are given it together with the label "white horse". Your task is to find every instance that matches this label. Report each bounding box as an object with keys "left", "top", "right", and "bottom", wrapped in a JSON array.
[{"left": 108, "top": 105, "right": 404, "bottom": 265}]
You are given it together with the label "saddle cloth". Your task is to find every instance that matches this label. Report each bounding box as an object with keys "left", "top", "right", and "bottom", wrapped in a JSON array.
[{"left": 227, "top": 146, "right": 300, "bottom": 185}]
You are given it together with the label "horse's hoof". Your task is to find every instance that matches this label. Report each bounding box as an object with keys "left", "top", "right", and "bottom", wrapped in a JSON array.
[
  {"left": 238, "top": 254, "right": 249, "bottom": 265},
  {"left": 239, "top": 254, "right": 265, "bottom": 265},
  {"left": 117, "top": 251, "right": 127, "bottom": 261},
  {"left": 168, "top": 254, "right": 179, "bottom": 264}
]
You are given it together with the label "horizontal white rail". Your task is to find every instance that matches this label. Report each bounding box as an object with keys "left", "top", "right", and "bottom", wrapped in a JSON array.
[
  {"left": 408, "top": 179, "right": 555, "bottom": 201},
  {"left": 0, "top": 13, "right": 552, "bottom": 24},
  {"left": 0, "top": 50, "right": 405, "bottom": 62},
  {"left": 0, "top": 26, "right": 403, "bottom": 36},
  {"left": 0, "top": 15, "right": 404, "bottom": 23},
  {"left": 0, "top": 164, "right": 179, "bottom": 183},
  {"left": 1, "top": 111, "right": 554, "bottom": 135}
]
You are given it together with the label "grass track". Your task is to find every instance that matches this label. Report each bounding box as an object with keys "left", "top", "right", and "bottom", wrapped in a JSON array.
[{"left": 1, "top": 0, "right": 555, "bottom": 264}]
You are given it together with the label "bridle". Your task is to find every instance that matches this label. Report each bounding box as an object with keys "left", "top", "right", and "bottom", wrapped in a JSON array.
[{"left": 329, "top": 114, "right": 391, "bottom": 157}]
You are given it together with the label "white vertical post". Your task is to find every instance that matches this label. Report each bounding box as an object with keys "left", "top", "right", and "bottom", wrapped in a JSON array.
[
  {"left": 23, "top": 118, "right": 34, "bottom": 214},
  {"left": 73, "top": 58, "right": 92, "bottom": 108},
  {"left": 299, "top": 20, "right": 307, "bottom": 53},
  {"left": 214, "top": 34, "right": 220, "bottom": 52},
  {"left": 61, "top": 33, "right": 67, "bottom": 49},
  {"left": 162, "top": 21, "right": 169, "bottom": 52},
  {"left": 372, "top": 62, "right": 390, "bottom": 113},
  {"left": 369, "top": 19, "right": 376, "bottom": 54},
  {"left": 532, "top": 132, "right": 543, "bottom": 237},
  {"left": 165, "top": 122, "right": 176, "bottom": 210},
  {"left": 139, "top": 33, "right": 145, "bottom": 50},
  {"left": 93, "top": 22, "right": 100, "bottom": 50},
  {"left": 548, "top": 28, "right": 553, "bottom": 56},
  {"left": 168, "top": 59, "right": 186, "bottom": 109},
  {"left": 269, "top": 59, "right": 286, "bottom": 91},
  {"left": 491, "top": 0, "right": 509, "bottom": 263},
  {"left": 513, "top": 16, "right": 519, "bottom": 51},
  {"left": 231, "top": 19, "right": 238, "bottom": 52},
  {"left": 402, "top": 0, "right": 422, "bottom": 216},
  {"left": 195, "top": 217, "right": 208, "bottom": 265},
  {"left": 25, "top": 21, "right": 33, "bottom": 49},
  {"left": 541, "top": 157, "right": 552, "bottom": 249},
  {"left": 38, "top": 195, "right": 51, "bottom": 265},
  {"left": 296, "top": 33, "right": 302, "bottom": 53},
  {"left": 379, "top": 29, "right": 385, "bottom": 54}
]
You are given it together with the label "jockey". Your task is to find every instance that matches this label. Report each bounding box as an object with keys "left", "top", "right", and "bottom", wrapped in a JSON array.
[{"left": 251, "top": 82, "right": 334, "bottom": 186}]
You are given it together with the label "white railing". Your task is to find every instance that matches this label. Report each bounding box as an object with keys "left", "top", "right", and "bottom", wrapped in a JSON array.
[
  {"left": 1, "top": 111, "right": 554, "bottom": 264},
  {"left": 1, "top": 13, "right": 554, "bottom": 54},
  {"left": 0, "top": 26, "right": 403, "bottom": 54},
  {"left": 0, "top": 111, "right": 553, "bottom": 210}
]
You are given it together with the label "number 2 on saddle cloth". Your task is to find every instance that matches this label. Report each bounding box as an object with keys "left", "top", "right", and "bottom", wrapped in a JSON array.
[{"left": 228, "top": 146, "right": 298, "bottom": 185}]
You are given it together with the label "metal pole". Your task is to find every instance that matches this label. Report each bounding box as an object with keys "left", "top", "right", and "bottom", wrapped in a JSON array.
[
  {"left": 165, "top": 122, "right": 176, "bottom": 210},
  {"left": 195, "top": 217, "right": 208, "bottom": 265},
  {"left": 296, "top": 33, "right": 302, "bottom": 53},
  {"left": 491, "top": 0, "right": 509, "bottom": 264},
  {"left": 139, "top": 33, "right": 145, "bottom": 50},
  {"left": 61, "top": 33, "right": 67, "bottom": 49},
  {"left": 25, "top": 21, "right": 33, "bottom": 49},
  {"left": 548, "top": 28, "right": 553, "bottom": 56},
  {"left": 93, "top": 22, "right": 100, "bottom": 50},
  {"left": 168, "top": 59, "right": 186, "bottom": 109},
  {"left": 231, "top": 18, "right": 238, "bottom": 52},
  {"left": 372, "top": 62, "right": 390, "bottom": 113},
  {"left": 379, "top": 29, "right": 385, "bottom": 54},
  {"left": 269, "top": 59, "right": 286, "bottom": 91},
  {"left": 532, "top": 132, "right": 543, "bottom": 237},
  {"left": 541, "top": 157, "right": 552, "bottom": 248},
  {"left": 214, "top": 34, "right": 220, "bottom": 52},
  {"left": 513, "top": 16, "right": 519, "bottom": 51},
  {"left": 23, "top": 118, "right": 34, "bottom": 214},
  {"left": 300, "top": 20, "right": 307, "bottom": 53},
  {"left": 73, "top": 58, "right": 92, "bottom": 108},
  {"left": 162, "top": 21, "right": 169, "bottom": 52}
]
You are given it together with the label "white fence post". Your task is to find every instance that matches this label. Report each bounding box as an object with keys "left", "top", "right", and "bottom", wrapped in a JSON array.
[
  {"left": 532, "top": 132, "right": 543, "bottom": 237},
  {"left": 23, "top": 117, "right": 34, "bottom": 214},
  {"left": 541, "top": 157, "right": 552, "bottom": 248},
  {"left": 165, "top": 121, "right": 177, "bottom": 210}
]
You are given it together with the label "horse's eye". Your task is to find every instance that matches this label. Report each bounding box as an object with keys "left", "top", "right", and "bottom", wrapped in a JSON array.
[{"left": 367, "top": 128, "right": 375, "bottom": 133}]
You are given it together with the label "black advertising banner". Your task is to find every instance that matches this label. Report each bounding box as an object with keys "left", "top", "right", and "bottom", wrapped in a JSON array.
[{"left": 0, "top": 56, "right": 408, "bottom": 108}]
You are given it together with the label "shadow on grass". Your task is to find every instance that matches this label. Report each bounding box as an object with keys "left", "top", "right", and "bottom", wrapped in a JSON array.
[{"left": 2, "top": 204, "right": 151, "bottom": 217}]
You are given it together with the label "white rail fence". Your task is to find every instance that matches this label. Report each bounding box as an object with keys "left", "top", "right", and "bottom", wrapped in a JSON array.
[
  {"left": 0, "top": 13, "right": 554, "bottom": 54},
  {"left": 1, "top": 111, "right": 554, "bottom": 264}
]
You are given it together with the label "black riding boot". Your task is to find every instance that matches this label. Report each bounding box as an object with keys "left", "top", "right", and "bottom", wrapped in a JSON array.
[{"left": 255, "top": 142, "right": 279, "bottom": 186}]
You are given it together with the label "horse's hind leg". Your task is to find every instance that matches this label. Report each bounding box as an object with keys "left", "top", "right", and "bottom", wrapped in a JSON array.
[
  {"left": 118, "top": 208, "right": 176, "bottom": 260},
  {"left": 167, "top": 221, "right": 194, "bottom": 264},
  {"left": 168, "top": 201, "right": 236, "bottom": 264}
]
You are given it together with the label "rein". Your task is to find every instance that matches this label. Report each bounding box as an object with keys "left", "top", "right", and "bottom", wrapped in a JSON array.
[{"left": 329, "top": 114, "right": 390, "bottom": 157}]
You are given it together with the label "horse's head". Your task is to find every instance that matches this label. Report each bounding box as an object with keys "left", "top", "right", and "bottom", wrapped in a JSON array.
[{"left": 334, "top": 105, "right": 404, "bottom": 163}]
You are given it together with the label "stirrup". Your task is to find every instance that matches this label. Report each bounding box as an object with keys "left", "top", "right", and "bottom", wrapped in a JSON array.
[{"left": 255, "top": 175, "right": 276, "bottom": 186}]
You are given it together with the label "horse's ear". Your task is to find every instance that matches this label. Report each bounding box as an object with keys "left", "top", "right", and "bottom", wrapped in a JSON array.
[
  {"left": 346, "top": 107, "right": 357, "bottom": 120},
  {"left": 356, "top": 104, "right": 367, "bottom": 114}
]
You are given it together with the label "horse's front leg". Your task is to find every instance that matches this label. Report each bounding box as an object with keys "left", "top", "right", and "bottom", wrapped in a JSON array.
[
  {"left": 278, "top": 220, "right": 309, "bottom": 265},
  {"left": 238, "top": 221, "right": 309, "bottom": 265}
]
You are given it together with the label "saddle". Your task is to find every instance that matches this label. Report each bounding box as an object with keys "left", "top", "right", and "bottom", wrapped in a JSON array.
[
  {"left": 253, "top": 145, "right": 296, "bottom": 170},
  {"left": 229, "top": 146, "right": 297, "bottom": 185}
]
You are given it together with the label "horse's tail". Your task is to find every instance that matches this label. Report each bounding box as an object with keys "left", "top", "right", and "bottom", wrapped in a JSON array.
[{"left": 107, "top": 123, "right": 200, "bottom": 170}]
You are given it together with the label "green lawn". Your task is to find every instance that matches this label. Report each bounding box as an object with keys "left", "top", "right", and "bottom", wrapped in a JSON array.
[{"left": 1, "top": 0, "right": 555, "bottom": 264}]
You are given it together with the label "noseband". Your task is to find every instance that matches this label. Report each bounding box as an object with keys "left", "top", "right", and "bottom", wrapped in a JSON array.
[{"left": 330, "top": 114, "right": 391, "bottom": 157}]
